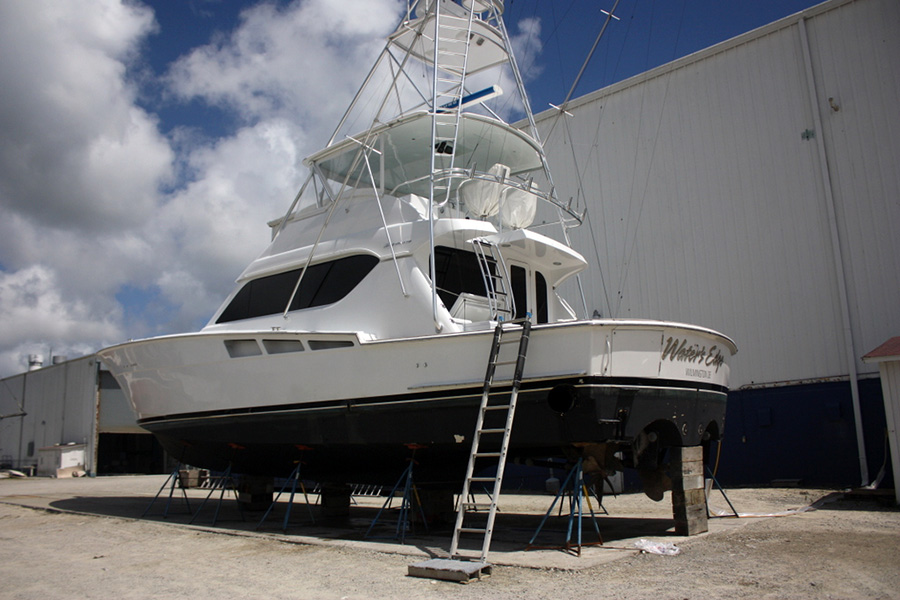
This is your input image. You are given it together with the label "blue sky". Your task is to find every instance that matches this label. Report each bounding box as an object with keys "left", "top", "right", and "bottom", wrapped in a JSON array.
[
  {"left": 0, "top": 0, "right": 824, "bottom": 377},
  {"left": 136, "top": 0, "right": 824, "bottom": 137}
]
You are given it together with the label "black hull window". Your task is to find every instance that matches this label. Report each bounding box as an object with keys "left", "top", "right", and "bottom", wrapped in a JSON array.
[{"left": 217, "top": 255, "right": 379, "bottom": 323}]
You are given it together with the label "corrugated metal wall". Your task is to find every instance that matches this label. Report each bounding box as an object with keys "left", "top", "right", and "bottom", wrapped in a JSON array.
[
  {"left": 537, "top": 0, "right": 900, "bottom": 390},
  {"left": 0, "top": 357, "right": 100, "bottom": 474},
  {"left": 0, "top": 376, "right": 26, "bottom": 468}
]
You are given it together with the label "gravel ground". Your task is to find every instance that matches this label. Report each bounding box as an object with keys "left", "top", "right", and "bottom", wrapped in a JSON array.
[{"left": 0, "top": 477, "right": 898, "bottom": 599}]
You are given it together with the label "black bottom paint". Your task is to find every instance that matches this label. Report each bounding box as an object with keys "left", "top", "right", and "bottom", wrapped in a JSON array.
[{"left": 142, "top": 378, "right": 727, "bottom": 485}]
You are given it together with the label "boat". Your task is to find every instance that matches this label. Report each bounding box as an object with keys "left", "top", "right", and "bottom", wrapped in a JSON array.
[{"left": 99, "top": 0, "right": 735, "bottom": 497}]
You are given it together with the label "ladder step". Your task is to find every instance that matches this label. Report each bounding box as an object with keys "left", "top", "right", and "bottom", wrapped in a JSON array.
[
  {"left": 469, "top": 476, "right": 498, "bottom": 482},
  {"left": 474, "top": 452, "right": 502, "bottom": 458},
  {"left": 459, "top": 527, "right": 487, "bottom": 534},
  {"left": 482, "top": 405, "right": 509, "bottom": 411},
  {"left": 477, "top": 429, "right": 505, "bottom": 435},
  {"left": 461, "top": 503, "right": 492, "bottom": 511}
]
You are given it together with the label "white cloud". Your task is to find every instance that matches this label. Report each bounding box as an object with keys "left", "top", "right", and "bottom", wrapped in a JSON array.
[
  {"left": 0, "top": 266, "right": 123, "bottom": 376},
  {"left": 0, "top": 0, "right": 173, "bottom": 377},
  {"left": 0, "top": 0, "right": 172, "bottom": 231},
  {"left": 511, "top": 17, "right": 544, "bottom": 83},
  {"left": 459, "top": 15, "right": 544, "bottom": 123},
  {"left": 167, "top": 0, "right": 403, "bottom": 136},
  {"left": 151, "top": 119, "right": 309, "bottom": 324},
  {"left": 0, "top": 0, "right": 405, "bottom": 378}
]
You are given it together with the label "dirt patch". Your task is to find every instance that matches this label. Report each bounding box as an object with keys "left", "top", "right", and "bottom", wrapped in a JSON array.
[{"left": 0, "top": 480, "right": 897, "bottom": 599}]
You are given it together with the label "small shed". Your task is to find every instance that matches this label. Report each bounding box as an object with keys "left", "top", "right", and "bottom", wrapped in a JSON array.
[{"left": 863, "top": 337, "right": 900, "bottom": 504}]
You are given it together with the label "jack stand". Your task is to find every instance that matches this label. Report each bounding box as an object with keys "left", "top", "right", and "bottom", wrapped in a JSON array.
[
  {"left": 706, "top": 466, "right": 739, "bottom": 517},
  {"left": 527, "top": 458, "right": 603, "bottom": 555},
  {"left": 366, "top": 445, "right": 428, "bottom": 543},
  {"left": 189, "top": 463, "right": 245, "bottom": 526},
  {"left": 257, "top": 449, "right": 316, "bottom": 532},
  {"left": 142, "top": 462, "right": 192, "bottom": 518}
]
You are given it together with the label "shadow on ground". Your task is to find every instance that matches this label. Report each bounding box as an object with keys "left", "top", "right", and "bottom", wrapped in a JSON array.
[{"left": 46, "top": 492, "right": 677, "bottom": 553}]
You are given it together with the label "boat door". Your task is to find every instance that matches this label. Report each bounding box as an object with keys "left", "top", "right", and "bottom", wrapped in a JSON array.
[{"left": 508, "top": 261, "right": 549, "bottom": 324}]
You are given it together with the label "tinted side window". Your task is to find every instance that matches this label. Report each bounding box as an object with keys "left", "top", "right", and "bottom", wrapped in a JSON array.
[
  {"left": 217, "top": 255, "right": 378, "bottom": 323},
  {"left": 511, "top": 265, "right": 527, "bottom": 320},
  {"left": 433, "top": 246, "right": 490, "bottom": 309},
  {"left": 535, "top": 271, "right": 548, "bottom": 323}
]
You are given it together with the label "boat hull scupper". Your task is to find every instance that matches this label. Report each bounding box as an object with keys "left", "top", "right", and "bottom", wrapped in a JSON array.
[{"left": 99, "top": 319, "right": 734, "bottom": 483}]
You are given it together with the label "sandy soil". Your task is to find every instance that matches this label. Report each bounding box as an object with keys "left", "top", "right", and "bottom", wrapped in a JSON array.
[{"left": 0, "top": 478, "right": 897, "bottom": 599}]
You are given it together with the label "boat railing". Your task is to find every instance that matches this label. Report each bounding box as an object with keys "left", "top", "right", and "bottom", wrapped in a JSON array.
[{"left": 387, "top": 166, "right": 583, "bottom": 227}]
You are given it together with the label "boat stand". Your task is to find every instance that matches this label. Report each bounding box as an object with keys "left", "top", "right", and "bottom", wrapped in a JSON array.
[
  {"left": 706, "top": 465, "right": 739, "bottom": 517},
  {"left": 256, "top": 457, "right": 316, "bottom": 532},
  {"left": 142, "top": 462, "right": 192, "bottom": 518},
  {"left": 366, "top": 446, "right": 428, "bottom": 543},
  {"left": 526, "top": 458, "right": 604, "bottom": 556},
  {"left": 188, "top": 463, "right": 245, "bottom": 526}
]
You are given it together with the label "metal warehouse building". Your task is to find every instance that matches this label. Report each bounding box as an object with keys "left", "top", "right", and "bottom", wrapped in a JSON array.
[
  {"left": 538, "top": 0, "right": 899, "bottom": 486},
  {"left": 2, "top": 0, "right": 897, "bottom": 489},
  {"left": 0, "top": 356, "right": 166, "bottom": 476}
]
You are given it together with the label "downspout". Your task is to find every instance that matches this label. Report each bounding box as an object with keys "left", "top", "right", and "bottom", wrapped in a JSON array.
[
  {"left": 91, "top": 359, "right": 101, "bottom": 477},
  {"left": 798, "top": 17, "right": 868, "bottom": 485}
]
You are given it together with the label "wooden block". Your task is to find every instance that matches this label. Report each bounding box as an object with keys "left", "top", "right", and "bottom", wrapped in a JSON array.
[
  {"left": 408, "top": 559, "right": 492, "bottom": 583},
  {"left": 677, "top": 460, "right": 705, "bottom": 477},
  {"left": 673, "top": 501, "right": 706, "bottom": 519},
  {"left": 673, "top": 503, "right": 708, "bottom": 536},
  {"left": 673, "top": 446, "right": 703, "bottom": 463},
  {"left": 673, "top": 474, "right": 705, "bottom": 491},
  {"left": 672, "top": 488, "right": 706, "bottom": 507}
]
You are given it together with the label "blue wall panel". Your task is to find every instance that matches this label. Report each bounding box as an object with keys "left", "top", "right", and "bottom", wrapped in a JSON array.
[{"left": 716, "top": 379, "right": 890, "bottom": 488}]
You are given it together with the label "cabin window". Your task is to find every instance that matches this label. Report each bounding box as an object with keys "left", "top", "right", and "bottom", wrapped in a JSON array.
[
  {"left": 535, "top": 271, "right": 548, "bottom": 323},
  {"left": 432, "top": 246, "right": 494, "bottom": 311},
  {"left": 511, "top": 265, "right": 527, "bottom": 321},
  {"left": 216, "top": 254, "right": 379, "bottom": 323},
  {"left": 224, "top": 339, "right": 262, "bottom": 358},
  {"left": 262, "top": 339, "right": 304, "bottom": 354},
  {"left": 307, "top": 340, "right": 355, "bottom": 350}
]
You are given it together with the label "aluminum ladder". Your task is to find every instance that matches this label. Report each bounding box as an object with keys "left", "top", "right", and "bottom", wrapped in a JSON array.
[
  {"left": 471, "top": 237, "right": 515, "bottom": 321},
  {"left": 449, "top": 318, "right": 532, "bottom": 562},
  {"left": 429, "top": 5, "right": 476, "bottom": 205}
]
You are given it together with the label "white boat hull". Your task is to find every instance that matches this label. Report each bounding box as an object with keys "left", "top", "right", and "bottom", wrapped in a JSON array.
[{"left": 99, "top": 320, "right": 734, "bottom": 482}]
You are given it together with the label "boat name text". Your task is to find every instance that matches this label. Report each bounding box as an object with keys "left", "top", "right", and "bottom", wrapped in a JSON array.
[
  {"left": 685, "top": 368, "right": 712, "bottom": 379},
  {"left": 662, "top": 337, "right": 725, "bottom": 373}
]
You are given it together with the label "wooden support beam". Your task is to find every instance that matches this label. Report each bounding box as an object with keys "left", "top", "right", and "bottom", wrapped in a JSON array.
[{"left": 671, "top": 446, "right": 708, "bottom": 536}]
